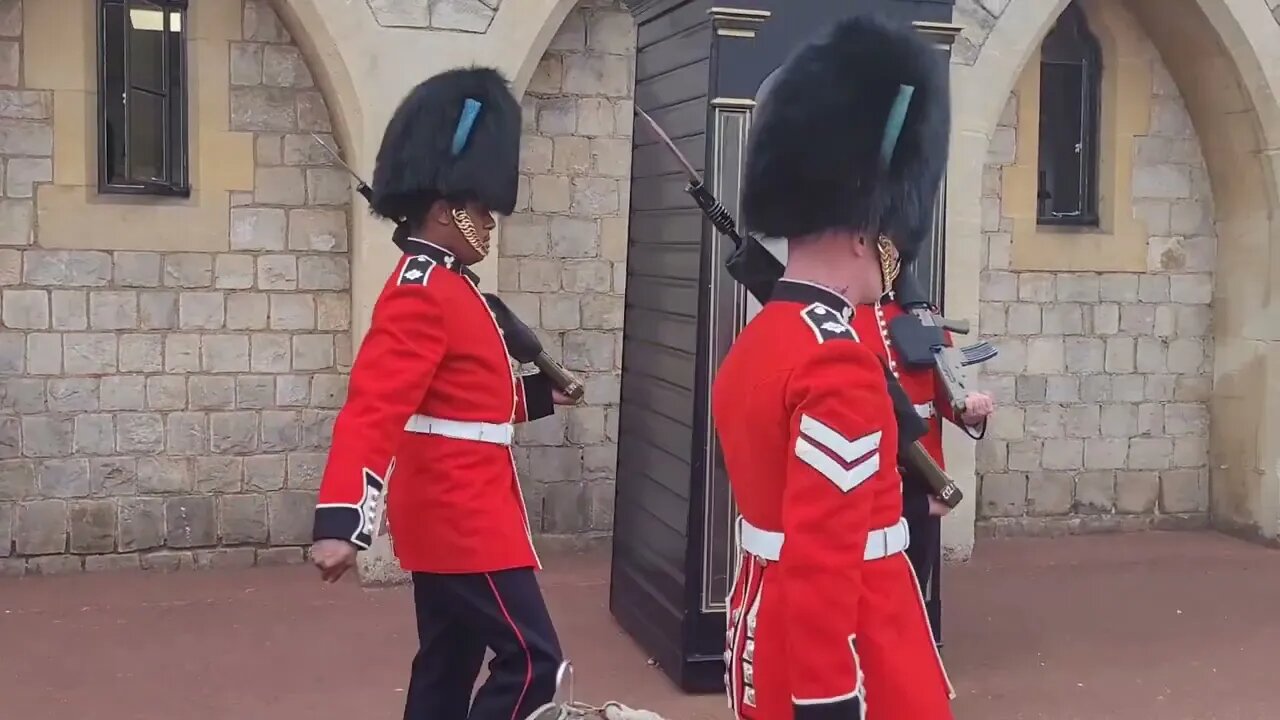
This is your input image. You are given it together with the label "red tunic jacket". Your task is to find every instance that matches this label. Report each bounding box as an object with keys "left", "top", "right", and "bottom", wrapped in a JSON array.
[
  {"left": 713, "top": 280, "right": 952, "bottom": 720},
  {"left": 312, "top": 238, "right": 555, "bottom": 574}
]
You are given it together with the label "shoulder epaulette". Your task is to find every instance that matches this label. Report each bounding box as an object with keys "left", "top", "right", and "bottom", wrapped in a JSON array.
[
  {"left": 396, "top": 254, "right": 436, "bottom": 287},
  {"left": 801, "top": 302, "right": 859, "bottom": 344}
]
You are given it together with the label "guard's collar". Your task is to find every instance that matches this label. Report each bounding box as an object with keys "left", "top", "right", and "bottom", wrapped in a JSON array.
[
  {"left": 769, "top": 279, "right": 853, "bottom": 321},
  {"left": 396, "top": 235, "right": 480, "bottom": 283}
]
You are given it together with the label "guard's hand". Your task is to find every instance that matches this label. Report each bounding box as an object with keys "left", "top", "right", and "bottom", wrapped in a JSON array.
[
  {"left": 552, "top": 389, "right": 580, "bottom": 406},
  {"left": 311, "top": 539, "right": 358, "bottom": 583},
  {"left": 960, "top": 392, "right": 995, "bottom": 426},
  {"left": 927, "top": 495, "right": 953, "bottom": 517}
]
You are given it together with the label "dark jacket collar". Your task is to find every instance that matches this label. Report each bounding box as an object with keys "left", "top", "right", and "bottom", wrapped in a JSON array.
[
  {"left": 769, "top": 279, "right": 854, "bottom": 321},
  {"left": 395, "top": 235, "right": 480, "bottom": 283}
]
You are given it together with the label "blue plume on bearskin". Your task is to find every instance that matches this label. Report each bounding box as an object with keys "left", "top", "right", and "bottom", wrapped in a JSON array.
[
  {"left": 742, "top": 13, "right": 951, "bottom": 262},
  {"left": 371, "top": 67, "right": 522, "bottom": 222}
]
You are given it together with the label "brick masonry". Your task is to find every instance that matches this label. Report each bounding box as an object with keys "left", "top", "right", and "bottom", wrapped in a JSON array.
[
  {"left": 975, "top": 18, "right": 1216, "bottom": 535},
  {"left": 498, "top": 0, "right": 634, "bottom": 540},
  {"left": 0, "top": 0, "right": 352, "bottom": 575}
]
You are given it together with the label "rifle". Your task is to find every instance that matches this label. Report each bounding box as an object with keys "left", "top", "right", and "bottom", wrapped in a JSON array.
[
  {"left": 311, "top": 134, "right": 585, "bottom": 403},
  {"left": 634, "top": 108, "right": 972, "bottom": 508}
]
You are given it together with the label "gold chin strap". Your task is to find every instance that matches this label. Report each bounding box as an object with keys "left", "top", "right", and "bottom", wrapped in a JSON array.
[
  {"left": 876, "top": 234, "right": 902, "bottom": 296},
  {"left": 450, "top": 207, "right": 490, "bottom": 258}
]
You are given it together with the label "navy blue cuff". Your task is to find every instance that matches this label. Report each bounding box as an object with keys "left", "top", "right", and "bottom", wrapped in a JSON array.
[
  {"left": 313, "top": 507, "right": 371, "bottom": 549},
  {"left": 794, "top": 696, "right": 864, "bottom": 720},
  {"left": 521, "top": 372, "right": 556, "bottom": 422}
]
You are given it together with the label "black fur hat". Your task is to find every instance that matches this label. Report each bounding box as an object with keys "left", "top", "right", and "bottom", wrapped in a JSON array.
[
  {"left": 370, "top": 67, "right": 521, "bottom": 222},
  {"left": 742, "top": 14, "right": 950, "bottom": 261}
]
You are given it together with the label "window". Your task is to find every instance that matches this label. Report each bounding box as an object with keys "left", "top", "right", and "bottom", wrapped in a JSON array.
[
  {"left": 1036, "top": 2, "right": 1101, "bottom": 227},
  {"left": 97, "top": 0, "right": 190, "bottom": 196}
]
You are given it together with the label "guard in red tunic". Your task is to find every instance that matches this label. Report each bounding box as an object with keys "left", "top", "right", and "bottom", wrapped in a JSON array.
[
  {"left": 713, "top": 15, "right": 955, "bottom": 720},
  {"left": 308, "top": 67, "right": 575, "bottom": 720},
  {"left": 851, "top": 294, "right": 994, "bottom": 649}
]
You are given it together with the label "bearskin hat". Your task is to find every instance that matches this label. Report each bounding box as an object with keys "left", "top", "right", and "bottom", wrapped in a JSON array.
[
  {"left": 742, "top": 14, "right": 950, "bottom": 262},
  {"left": 370, "top": 67, "right": 521, "bottom": 222}
]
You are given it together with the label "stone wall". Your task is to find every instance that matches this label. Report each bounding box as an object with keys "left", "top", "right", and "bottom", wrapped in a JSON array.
[
  {"left": 496, "top": 0, "right": 634, "bottom": 540},
  {"left": 975, "top": 23, "right": 1216, "bottom": 534},
  {"left": 0, "top": 0, "right": 351, "bottom": 574}
]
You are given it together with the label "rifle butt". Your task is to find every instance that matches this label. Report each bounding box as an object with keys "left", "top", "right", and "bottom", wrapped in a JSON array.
[
  {"left": 533, "top": 352, "right": 585, "bottom": 403},
  {"left": 902, "top": 441, "right": 964, "bottom": 509}
]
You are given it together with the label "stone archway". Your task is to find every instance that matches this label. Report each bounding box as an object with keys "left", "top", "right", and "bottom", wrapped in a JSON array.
[{"left": 945, "top": 0, "right": 1280, "bottom": 554}]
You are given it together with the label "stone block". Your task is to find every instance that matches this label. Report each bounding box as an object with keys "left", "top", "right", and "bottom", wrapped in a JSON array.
[
  {"left": 245, "top": 455, "right": 287, "bottom": 492},
  {"left": 69, "top": 500, "right": 116, "bottom": 554},
  {"left": 539, "top": 294, "right": 580, "bottom": 331},
  {"left": 164, "top": 254, "right": 213, "bottom": 288},
  {"left": 286, "top": 453, "right": 325, "bottom": 489},
  {"left": 288, "top": 209, "right": 348, "bottom": 252},
  {"left": 26, "top": 332, "right": 62, "bottom": 375},
  {"left": 976, "top": 438, "right": 1008, "bottom": 473},
  {"left": 27, "top": 556, "right": 83, "bottom": 575},
  {"left": 100, "top": 375, "right": 147, "bottom": 412},
  {"left": 1024, "top": 405, "right": 1064, "bottom": 439},
  {"left": 263, "top": 46, "right": 312, "bottom": 88},
  {"left": 308, "top": 377, "right": 346, "bottom": 410},
  {"left": 979, "top": 473, "right": 1026, "bottom": 518},
  {"left": 1065, "top": 405, "right": 1099, "bottom": 438},
  {"left": 252, "top": 334, "right": 292, "bottom": 373},
  {"left": 314, "top": 294, "right": 350, "bottom": 331},
  {"left": 136, "top": 457, "right": 192, "bottom": 494},
  {"left": 46, "top": 378, "right": 97, "bottom": 412},
  {"left": 1007, "top": 440, "right": 1042, "bottom": 472},
  {"left": 6, "top": 157, "right": 51, "bottom": 198},
  {"left": 237, "top": 375, "right": 276, "bottom": 409},
  {"left": 564, "top": 331, "right": 615, "bottom": 372},
  {"left": 1153, "top": 306, "right": 1177, "bottom": 338},
  {"left": 562, "top": 260, "right": 612, "bottom": 293},
  {"left": 231, "top": 208, "right": 288, "bottom": 251},
  {"left": 1074, "top": 472, "right": 1115, "bottom": 514},
  {"left": 1144, "top": 375, "right": 1177, "bottom": 402},
  {"left": 165, "top": 495, "right": 217, "bottom": 548},
  {"left": 215, "top": 255, "right": 256, "bottom": 290},
  {"left": 1160, "top": 469, "right": 1207, "bottom": 513},
  {"left": 268, "top": 490, "right": 317, "bottom": 544},
  {"left": 1064, "top": 337, "right": 1104, "bottom": 373},
  {"left": 140, "top": 550, "right": 196, "bottom": 572},
  {"left": 255, "top": 167, "right": 306, "bottom": 206},
  {"left": 218, "top": 491, "right": 268, "bottom": 542},
  {"left": 550, "top": 216, "right": 599, "bottom": 259},
  {"left": 0, "top": 459, "right": 34, "bottom": 499},
  {"left": 2, "top": 288, "right": 48, "bottom": 328},
  {"left": 1133, "top": 165, "right": 1190, "bottom": 199},
  {"left": 63, "top": 333, "right": 117, "bottom": 374},
  {"left": 292, "top": 334, "right": 334, "bottom": 370},
  {"left": 256, "top": 134, "right": 283, "bottom": 165},
  {"left": 120, "top": 334, "right": 164, "bottom": 372},
  {"left": 0, "top": 416, "right": 15, "bottom": 459},
  {"left": 140, "top": 291, "right": 178, "bottom": 329},
  {"left": 22, "top": 415, "right": 73, "bottom": 458},
  {"left": 297, "top": 257, "right": 349, "bottom": 292},
  {"left": 1164, "top": 403, "right": 1208, "bottom": 437},
  {"left": 571, "top": 177, "right": 619, "bottom": 215},
  {"left": 588, "top": 10, "right": 636, "bottom": 53},
  {"left": 563, "top": 52, "right": 631, "bottom": 97},
  {"left": 1129, "top": 438, "right": 1174, "bottom": 470},
  {"left": 1084, "top": 438, "right": 1128, "bottom": 470},
  {"left": 1175, "top": 305, "right": 1212, "bottom": 337},
  {"left": 51, "top": 290, "right": 88, "bottom": 330},
  {"left": 257, "top": 547, "right": 305, "bottom": 566},
  {"left": 116, "top": 413, "right": 164, "bottom": 454},
  {"left": 85, "top": 554, "right": 143, "bottom": 572},
  {"left": 179, "top": 292, "right": 226, "bottom": 329},
  {"left": 1005, "top": 303, "right": 1040, "bottom": 335},
  {"left": 1042, "top": 439, "right": 1082, "bottom": 470},
  {"left": 0, "top": 331, "right": 20, "bottom": 373},
  {"left": 1100, "top": 404, "right": 1138, "bottom": 437},
  {"left": 1114, "top": 471, "right": 1159, "bottom": 514},
  {"left": 1137, "top": 275, "right": 1170, "bottom": 303},
  {"left": 260, "top": 410, "right": 300, "bottom": 452},
  {"left": 200, "top": 334, "right": 251, "bottom": 373},
  {"left": 0, "top": 122, "right": 51, "bottom": 158},
  {"left": 17, "top": 499, "right": 67, "bottom": 555},
  {"left": 306, "top": 168, "right": 349, "bottom": 206},
  {"left": 194, "top": 548, "right": 258, "bottom": 569},
  {"left": 0, "top": 199, "right": 30, "bottom": 245},
  {"left": 73, "top": 414, "right": 115, "bottom": 455},
  {"left": 164, "top": 412, "right": 207, "bottom": 456},
  {"left": 576, "top": 98, "right": 616, "bottom": 138},
  {"left": 195, "top": 456, "right": 243, "bottom": 493},
  {"left": 210, "top": 412, "right": 259, "bottom": 453},
  {"left": 1166, "top": 338, "right": 1205, "bottom": 374},
  {"left": 1098, "top": 276, "right": 1138, "bottom": 305},
  {"left": 231, "top": 87, "right": 297, "bottom": 132},
  {"left": 1045, "top": 375, "right": 1079, "bottom": 403},
  {"left": 1025, "top": 337, "right": 1064, "bottom": 374},
  {"left": 1017, "top": 273, "right": 1054, "bottom": 302},
  {"left": 257, "top": 255, "right": 298, "bottom": 290},
  {"left": 1055, "top": 274, "right": 1099, "bottom": 302},
  {"left": 1025, "top": 472, "right": 1073, "bottom": 516},
  {"left": 582, "top": 294, "right": 624, "bottom": 330},
  {"left": 230, "top": 42, "right": 263, "bottom": 86},
  {"left": 1135, "top": 337, "right": 1167, "bottom": 373},
  {"left": 552, "top": 136, "right": 591, "bottom": 175},
  {"left": 1042, "top": 303, "right": 1083, "bottom": 335},
  {"left": 1104, "top": 337, "right": 1135, "bottom": 373},
  {"left": 165, "top": 334, "right": 202, "bottom": 373},
  {"left": 91, "top": 457, "right": 137, "bottom": 496},
  {"left": 1, "top": 379, "right": 44, "bottom": 412},
  {"left": 89, "top": 291, "right": 138, "bottom": 330},
  {"left": 540, "top": 482, "right": 590, "bottom": 534},
  {"left": 1169, "top": 274, "right": 1212, "bottom": 305},
  {"left": 268, "top": 293, "right": 316, "bottom": 330},
  {"left": 528, "top": 55, "right": 563, "bottom": 95}
]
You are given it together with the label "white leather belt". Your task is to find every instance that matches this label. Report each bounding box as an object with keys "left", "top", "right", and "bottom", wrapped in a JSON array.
[
  {"left": 404, "top": 414, "right": 514, "bottom": 445},
  {"left": 914, "top": 402, "right": 934, "bottom": 419},
  {"left": 739, "top": 516, "right": 910, "bottom": 562}
]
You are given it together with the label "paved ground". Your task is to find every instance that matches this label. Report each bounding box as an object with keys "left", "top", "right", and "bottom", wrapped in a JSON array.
[{"left": 2, "top": 530, "right": 1279, "bottom": 720}]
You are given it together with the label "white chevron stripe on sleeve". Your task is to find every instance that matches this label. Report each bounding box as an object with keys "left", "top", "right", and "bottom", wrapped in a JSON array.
[
  {"left": 794, "top": 437, "right": 880, "bottom": 492},
  {"left": 798, "top": 415, "right": 882, "bottom": 463}
]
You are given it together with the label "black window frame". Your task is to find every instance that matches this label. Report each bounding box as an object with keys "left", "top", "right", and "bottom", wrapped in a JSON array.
[
  {"left": 96, "top": 0, "right": 191, "bottom": 198},
  {"left": 1035, "top": 2, "right": 1103, "bottom": 228}
]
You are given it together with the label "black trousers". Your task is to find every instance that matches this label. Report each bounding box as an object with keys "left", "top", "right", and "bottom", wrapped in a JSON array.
[
  {"left": 403, "top": 568, "right": 564, "bottom": 720},
  {"left": 903, "top": 490, "right": 943, "bottom": 647}
]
